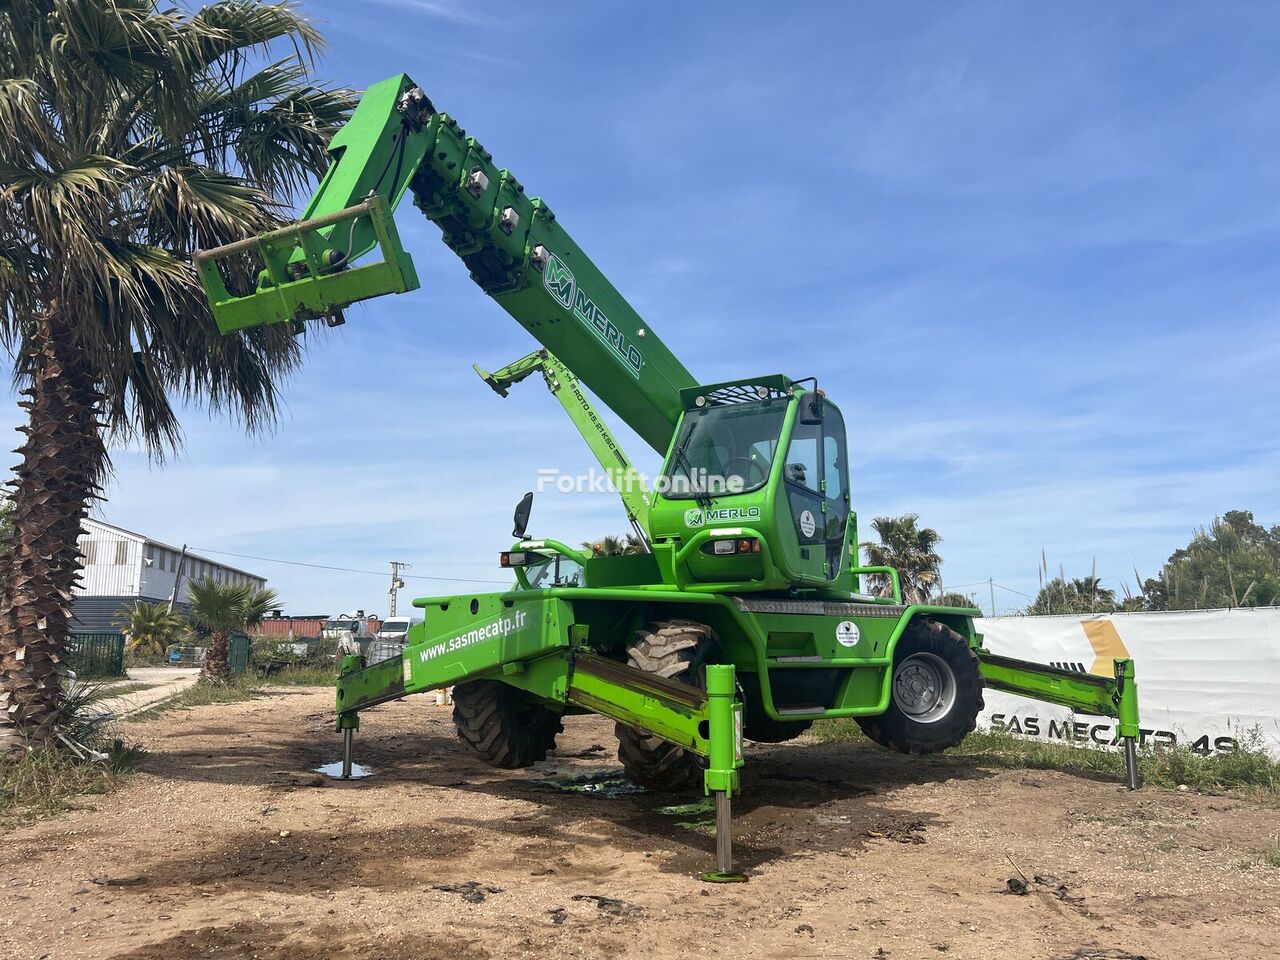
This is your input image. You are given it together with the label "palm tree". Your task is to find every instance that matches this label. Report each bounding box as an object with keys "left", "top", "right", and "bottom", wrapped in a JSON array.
[
  {"left": 1026, "top": 575, "right": 1119, "bottom": 616},
  {"left": 188, "top": 578, "right": 278, "bottom": 683},
  {"left": 0, "top": 2, "right": 354, "bottom": 747},
  {"left": 1069, "top": 576, "right": 1117, "bottom": 613},
  {"left": 861, "top": 514, "right": 944, "bottom": 604},
  {"left": 582, "top": 534, "right": 648, "bottom": 556},
  {"left": 112, "top": 600, "right": 185, "bottom": 658}
]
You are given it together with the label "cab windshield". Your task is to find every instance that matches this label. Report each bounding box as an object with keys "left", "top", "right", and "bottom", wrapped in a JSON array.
[
  {"left": 661, "top": 399, "right": 787, "bottom": 499},
  {"left": 522, "top": 555, "right": 584, "bottom": 589}
]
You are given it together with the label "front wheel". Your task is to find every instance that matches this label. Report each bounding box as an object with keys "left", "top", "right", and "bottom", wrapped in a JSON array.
[
  {"left": 452, "top": 679, "right": 562, "bottom": 768},
  {"left": 615, "top": 620, "right": 716, "bottom": 792},
  {"left": 857, "top": 619, "right": 983, "bottom": 755}
]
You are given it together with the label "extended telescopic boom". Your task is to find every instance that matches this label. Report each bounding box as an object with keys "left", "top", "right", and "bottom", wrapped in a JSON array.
[{"left": 195, "top": 74, "right": 695, "bottom": 453}]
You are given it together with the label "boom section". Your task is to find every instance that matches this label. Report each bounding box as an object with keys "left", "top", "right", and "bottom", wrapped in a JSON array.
[
  {"left": 195, "top": 73, "right": 695, "bottom": 453},
  {"left": 475, "top": 350, "right": 653, "bottom": 538}
]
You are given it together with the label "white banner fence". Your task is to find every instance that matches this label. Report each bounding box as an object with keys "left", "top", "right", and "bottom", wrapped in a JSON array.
[{"left": 974, "top": 607, "right": 1280, "bottom": 758}]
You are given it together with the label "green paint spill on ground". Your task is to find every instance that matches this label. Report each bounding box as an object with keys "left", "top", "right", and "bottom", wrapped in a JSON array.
[
  {"left": 655, "top": 798, "right": 715, "bottom": 832},
  {"left": 533, "top": 769, "right": 645, "bottom": 798},
  {"left": 655, "top": 799, "right": 713, "bottom": 817}
]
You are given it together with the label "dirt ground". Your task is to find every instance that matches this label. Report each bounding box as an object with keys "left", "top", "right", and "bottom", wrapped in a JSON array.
[{"left": 2, "top": 689, "right": 1277, "bottom": 960}]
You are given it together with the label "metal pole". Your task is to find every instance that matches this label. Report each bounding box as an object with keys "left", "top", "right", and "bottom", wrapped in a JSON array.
[
  {"left": 341, "top": 727, "right": 354, "bottom": 780},
  {"left": 715, "top": 791, "right": 733, "bottom": 875},
  {"left": 167, "top": 544, "right": 188, "bottom": 613},
  {"left": 193, "top": 198, "right": 375, "bottom": 265},
  {"left": 1123, "top": 737, "right": 1139, "bottom": 791},
  {"left": 388, "top": 561, "right": 409, "bottom": 618},
  {"left": 989, "top": 577, "right": 996, "bottom": 618}
]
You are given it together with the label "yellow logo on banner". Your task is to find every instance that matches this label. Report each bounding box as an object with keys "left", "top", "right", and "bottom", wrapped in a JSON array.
[{"left": 1082, "top": 620, "right": 1132, "bottom": 677}]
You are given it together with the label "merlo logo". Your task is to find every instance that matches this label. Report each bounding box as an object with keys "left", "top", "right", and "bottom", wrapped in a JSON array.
[{"left": 541, "top": 251, "right": 643, "bottom": 378}]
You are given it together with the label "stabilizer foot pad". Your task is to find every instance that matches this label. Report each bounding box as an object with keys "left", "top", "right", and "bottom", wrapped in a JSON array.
[{"left": 699, "top": 871, "right": 748, "bottom": 884}]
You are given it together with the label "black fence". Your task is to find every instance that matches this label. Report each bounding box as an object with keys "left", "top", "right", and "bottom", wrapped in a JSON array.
[{"left": 67, "top": 632, "right": 126, "bottom": 678}]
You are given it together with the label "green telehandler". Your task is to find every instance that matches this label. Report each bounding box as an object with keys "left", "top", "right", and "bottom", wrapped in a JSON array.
[{"left": 195, "top": 74, "right": 1142, "bottom": 880}]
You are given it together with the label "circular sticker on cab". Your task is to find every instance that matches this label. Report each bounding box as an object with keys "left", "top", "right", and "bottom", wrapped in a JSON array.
[
  {"left": 836, "top": 620, "right": 859, "bottom": 647},
  {"left": 799, "top": 509, "right": 816, "bottom": 538}
]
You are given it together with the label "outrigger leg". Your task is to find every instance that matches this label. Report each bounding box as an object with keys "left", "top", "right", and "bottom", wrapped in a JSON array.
[
  {"left": 701, "top": 665, "right": 746, "bottom": 883},
  {"left": 978, "top": 653, "right": 1143, "bottom": 791},
  {"left": 333, "top": 640, "right": 749, "bottom": 878},
  {"left": 337, "top": 654, "right": 363, "bottom": 781},
  {"left": 1114, "top": 658, "right": 1141, "bottom": 790}
]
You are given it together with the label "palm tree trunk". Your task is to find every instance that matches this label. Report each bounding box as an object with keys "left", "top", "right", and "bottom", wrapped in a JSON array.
[
  {"left": 202, "top": 630, "right": 232, "bottom": 683},
  {"left": 0, "top": 309, "right": 107, "bottom": 751}
]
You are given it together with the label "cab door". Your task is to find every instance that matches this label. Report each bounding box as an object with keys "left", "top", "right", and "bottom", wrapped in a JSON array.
[{"left": 781, "top": 394, "right": 850, "bottom": 581}]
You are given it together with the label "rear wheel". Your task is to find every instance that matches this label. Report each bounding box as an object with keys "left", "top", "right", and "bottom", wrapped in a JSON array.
[
  {"left": 857, "top": 619, "right": 983, "bottom": 755},
  {"left": 452, "top": 679, "right": 562, "bottom": 768},
  {"left": 615, "top": 620, "right": 716, "bottom": 792}
]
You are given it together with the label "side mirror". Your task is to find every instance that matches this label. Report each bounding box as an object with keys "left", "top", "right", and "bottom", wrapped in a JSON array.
[
  {"left": 799, "top": 392, "right": 824, "bottom": 426},
  {"left": 512, "top": 491, "right": 534, "bottom": 539}
]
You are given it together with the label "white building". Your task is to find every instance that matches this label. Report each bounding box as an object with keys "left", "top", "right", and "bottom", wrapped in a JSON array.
[{"left": 73, "top": 518, "right": 266, "bottom": 630}]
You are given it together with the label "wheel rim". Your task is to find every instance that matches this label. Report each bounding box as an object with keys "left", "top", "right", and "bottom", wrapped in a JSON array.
[{"left": 892, "top": 652, "right": 956, "bottom": 723}]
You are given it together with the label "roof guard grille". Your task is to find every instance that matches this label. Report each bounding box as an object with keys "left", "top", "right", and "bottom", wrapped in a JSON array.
[{"left": 704, "top": 383, "right": 789, "bottom": 406}]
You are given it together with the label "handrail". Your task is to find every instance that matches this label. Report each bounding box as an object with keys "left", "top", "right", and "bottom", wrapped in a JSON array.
[{"left": 849, "top": 565, "right": 901, "bottom": 603}]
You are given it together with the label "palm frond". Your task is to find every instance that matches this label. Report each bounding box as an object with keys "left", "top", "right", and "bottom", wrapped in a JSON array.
[
  {"left": 0, "top": 0, "right": 350, "bottom": 462},
  {"left": 177, "top": 1, "right": 324, "bottom": 75},
  {"left": 141, "top": 165, "right": 278, "bottom": 255},
  {"left": 188, "top": 577, "right": 280, "bottom": 632},
  {"left": 0, "top": 78, "right": 60, "bottom": 162}
]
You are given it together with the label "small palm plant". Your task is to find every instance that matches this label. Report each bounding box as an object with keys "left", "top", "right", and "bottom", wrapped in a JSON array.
[
  {"left": 187, "top": 579, "right": 278, "bottom": 683},
  {"left": 112, "top": 601, "right": 185, "bottom": 658}
]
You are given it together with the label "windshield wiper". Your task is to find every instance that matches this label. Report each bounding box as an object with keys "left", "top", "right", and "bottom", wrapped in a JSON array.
[{"left": 670, "top": 433, "right": 713, "bottom": 511}]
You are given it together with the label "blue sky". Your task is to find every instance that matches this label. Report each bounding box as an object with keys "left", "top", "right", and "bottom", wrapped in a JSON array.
[{"left": 10, "top": 1, "right": 1279, "bottom": 615}]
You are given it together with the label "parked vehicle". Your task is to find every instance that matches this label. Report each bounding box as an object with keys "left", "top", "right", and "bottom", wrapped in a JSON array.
[{"left": 376, "top": 616, "right": 420, "bottom": 642}]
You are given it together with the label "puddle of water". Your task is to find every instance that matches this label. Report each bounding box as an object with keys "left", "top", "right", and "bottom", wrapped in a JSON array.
[{"left": 314, "top": 761, "right": 373, "bottom": 779}]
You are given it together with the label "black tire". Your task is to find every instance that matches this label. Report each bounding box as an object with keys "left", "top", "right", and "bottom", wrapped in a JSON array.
[
  {"left": 452, "top": 679, "right": 563, "bottom": 768},
  {"left": 857, "top": 619, "right": 984, "bottom": 755},
  {"left": 615, "top": 619, "right": 716, "bottom": 792}
]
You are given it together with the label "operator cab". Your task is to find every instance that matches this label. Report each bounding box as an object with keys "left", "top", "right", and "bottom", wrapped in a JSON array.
[{"left": 656, "top": 377, "right": 852, "bottom": 587}]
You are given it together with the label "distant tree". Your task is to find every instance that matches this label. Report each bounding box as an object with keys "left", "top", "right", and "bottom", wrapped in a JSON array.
[
  {"left": 188, "top": 579, "right": 278, "bottom": 682},
  {"left": 861, "top": 514, "right": 943, "bottom": 604},
  {"left": 936, "top": 592, "right": 978, "bottom": 609},
  {"left": 113, "top": 601, "right": 185, "bottom": 657},
  {"left": 1141, "top": 511, "right": 1280, "bottom": 610}
]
